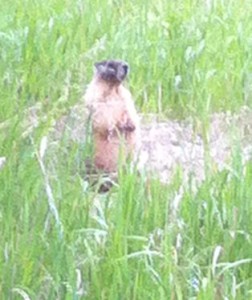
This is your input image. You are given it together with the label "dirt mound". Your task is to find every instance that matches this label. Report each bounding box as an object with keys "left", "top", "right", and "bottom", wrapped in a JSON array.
[
  {"left": 52, "top": 104, "right": 252, "bottom": 183},
  {"left": 139, "top": 109, "right": 252, "bottom": 183}
]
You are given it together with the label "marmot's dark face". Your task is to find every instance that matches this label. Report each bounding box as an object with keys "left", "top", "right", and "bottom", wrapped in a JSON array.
[{"left": 94, "top": 60, "right": 129, "bottom": 84}]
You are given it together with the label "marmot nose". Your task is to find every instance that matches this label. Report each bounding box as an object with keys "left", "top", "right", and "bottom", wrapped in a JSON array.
[{"left": 108, "top": 67, "right": 116, "bottom": 75}]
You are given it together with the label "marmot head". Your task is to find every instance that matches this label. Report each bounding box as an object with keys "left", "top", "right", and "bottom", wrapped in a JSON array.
[{"left": 94, "top": 59, "right": 129, "bottom": 84}]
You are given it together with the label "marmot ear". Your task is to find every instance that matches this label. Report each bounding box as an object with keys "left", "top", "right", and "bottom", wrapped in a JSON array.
[
  {"left": 94, "top": 61, "right": 106, "bottom": 73},
  {"left": 94, "top": 62, "right": 101, "bottom": 68},
  {"left": 122, "top": 62, "right": 129, "bottom": 75}
]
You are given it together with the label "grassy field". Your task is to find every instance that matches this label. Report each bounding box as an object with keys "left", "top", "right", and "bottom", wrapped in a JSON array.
[{"left": 1, "top": 0, "right": 252, "bottom": 299}]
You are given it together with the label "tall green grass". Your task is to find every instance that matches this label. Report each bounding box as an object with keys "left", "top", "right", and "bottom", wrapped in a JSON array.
[{"left": 0, "top": 0, "right": 252, "bottom": 299}]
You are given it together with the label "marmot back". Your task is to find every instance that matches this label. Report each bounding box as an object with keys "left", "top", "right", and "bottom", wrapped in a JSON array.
[{"left": 84, "top": 59, "right": 140, "bottom": 172}]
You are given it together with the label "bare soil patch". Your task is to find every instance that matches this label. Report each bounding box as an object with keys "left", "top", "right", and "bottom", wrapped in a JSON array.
[{"left": 50, "top": 103, "right": 252, "bottom": 184}]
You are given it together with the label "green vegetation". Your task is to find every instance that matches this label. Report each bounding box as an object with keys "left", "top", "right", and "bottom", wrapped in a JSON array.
[{"left": 0, "top": 0, "right": 252, "bottom": 299}]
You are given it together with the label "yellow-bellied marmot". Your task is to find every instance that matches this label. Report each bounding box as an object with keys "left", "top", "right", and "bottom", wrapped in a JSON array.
[{"left": 84, "top": 59, "right": 140, "bottom": 172}]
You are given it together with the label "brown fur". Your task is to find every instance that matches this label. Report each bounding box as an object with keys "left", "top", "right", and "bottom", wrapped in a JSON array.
[{"left": 84, "top": 60, "right": 140, "bottom": 172}]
